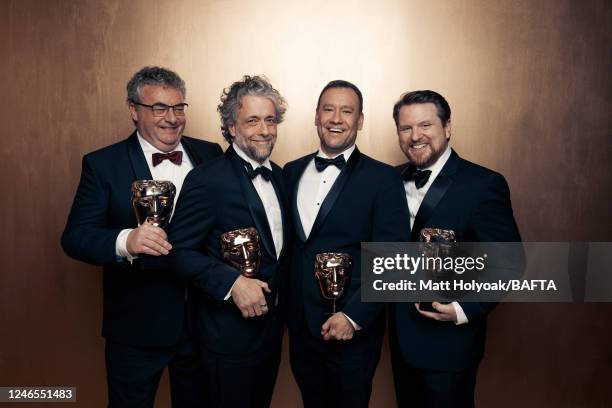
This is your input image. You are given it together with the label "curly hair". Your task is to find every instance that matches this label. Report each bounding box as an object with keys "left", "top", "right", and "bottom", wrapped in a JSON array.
[{"left": 217, "top": 75, "right": 287, "bottom": 143}]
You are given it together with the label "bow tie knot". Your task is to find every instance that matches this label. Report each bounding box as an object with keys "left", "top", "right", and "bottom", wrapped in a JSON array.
[
  {"left": 243, "top": 161, "right": 272, "bottom": 181},
  {"left": 403, "top": 166, "right": 432, "bottom": 189},
  {"left": 314, "top": 155, "right": 346, "bottom": 172},
  {"left": 152, "top": 151, "right": 183, "bottom": 167}
]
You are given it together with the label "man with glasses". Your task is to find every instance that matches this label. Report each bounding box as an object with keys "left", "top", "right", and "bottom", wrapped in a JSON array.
[{"left": 62, "top": 66, "right": 222, "bottom": 407}]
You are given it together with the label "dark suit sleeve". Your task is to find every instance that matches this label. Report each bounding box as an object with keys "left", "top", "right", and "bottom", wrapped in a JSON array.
[
  {"left": 343, "top": 171, "right": 412, "bottom": 330},
  {"left": 460, "top": 172, "right": 522, "bottom": 321},
  {"left": 471, "top": 173, "right": 521, "bottom": 243},
  {"left": 61, "top": 155, "right": 124, "bottom": 266},
  {"left": 168, "top": 171, "right": 241, "bottom": 301}
]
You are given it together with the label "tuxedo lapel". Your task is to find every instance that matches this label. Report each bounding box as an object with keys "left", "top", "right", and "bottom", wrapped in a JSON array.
[
  {"left": 270, "top": 168, "right": 289, "bottom": 258},
  {"left": 227, "top": 147, "right": 277, "bottom": 260},
  {"left": 308, "top": 147, "right": 361, "bottom": 240},
  {"left": 126, "top": 131, "right": 153, "bottom": 180},
  {"left": 411, "top": 150, "right": 459, "bottom": 241},
  {"left": 291, "top": 154, "right": 315, "bottom": 243},
  {"left": 396, "top": 162, "right": 411, "bottom": 179},
  {"left": 180, "top": 136, "right": 200, "bottom": 166}
]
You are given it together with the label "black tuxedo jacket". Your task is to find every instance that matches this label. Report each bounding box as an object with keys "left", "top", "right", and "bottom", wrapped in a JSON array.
[
  {"left": 392, "top": 149, "right": 521, "bottom": 371},
  {"left": 283, "top": 147, "right": 411, "bottom": 348},
  {"left": 167, "top": 146, "right": 290, "bottom": 355},
  {"left": 61, "top": 131, "right": 222, "bottom": 347}
]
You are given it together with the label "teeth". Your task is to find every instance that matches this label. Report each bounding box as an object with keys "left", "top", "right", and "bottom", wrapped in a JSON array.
[
  {"left": 328, "top": 128, "right": 343, "bottom": 133},
  {"left": 411, "top": 143, "right": 427, "bottom": 149}
]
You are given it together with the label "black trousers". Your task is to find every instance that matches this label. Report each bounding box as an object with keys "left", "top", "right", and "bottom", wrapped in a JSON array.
[
  {"left": 289, "top": 321, "right": 382, "bottom": 408},
  {"left": 105, "top": 308, "right": 204, "bottom": 408},
  {"left": 199, "top": 342, "right": 281, "bottom": 408},
  {"left": 390, "top": 333, "right": 478, "bottom": 408}
]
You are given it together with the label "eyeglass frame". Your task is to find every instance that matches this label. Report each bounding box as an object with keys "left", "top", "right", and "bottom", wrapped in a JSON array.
[{"left": 132, "top": 102, "right": 189, "bottom": 117}]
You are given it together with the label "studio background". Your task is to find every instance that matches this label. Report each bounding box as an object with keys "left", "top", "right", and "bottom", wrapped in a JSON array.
[{"left": 1, "top": 0, "right": 610, "bottom": 406}]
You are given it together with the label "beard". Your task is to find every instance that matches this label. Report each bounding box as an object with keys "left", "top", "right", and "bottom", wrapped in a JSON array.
[
  {"left": 403, "top": 140, "right": 448, "bottom": 168},
  {"left": 235, "top": 137, "right": 275, "bottom": 163}
]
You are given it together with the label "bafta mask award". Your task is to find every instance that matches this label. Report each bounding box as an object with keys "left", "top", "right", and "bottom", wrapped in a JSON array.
[
  {"left": 419, "top": 228, "right": 457, "bottom": 311},
  {"left": 420, "top": 228, "right": 456, "bottom": 244},
  {"left": 220, "top": 227, "right": 261, "bottom": 277},
  {"left": 131, "top": 180, "right": 176, "bottom": 228},
  {"left": 314, "top": 253, "right": 352, "bottom": 313},
  {"left": 420, "top": 227, "right": 457, "bottom": 274}
]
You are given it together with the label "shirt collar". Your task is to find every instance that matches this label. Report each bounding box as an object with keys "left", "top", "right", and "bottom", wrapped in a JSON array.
[
  {"left": 316, "top": 144, "right": 356, "bottom": 161},
  {"left": 137, "top": 131, "right": 184, "bottom": 155},
  {"left": 232, "top": 142, "right": 272, "bottom": 171},
  {"left": 420, "top": 144, "right": 451, "bottom": 173}
]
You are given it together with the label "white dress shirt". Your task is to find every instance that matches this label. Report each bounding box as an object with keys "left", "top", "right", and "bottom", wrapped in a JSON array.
[
  {"left": 297, "top": 144, "right": 356, "bottom": 238},
  {"left": 403, "top": 145, "right": 468, "bottom": 325},
  {"left": 232, "top": 143, "right": 284, "bottom": 258},
  {"left": 296, "top": 144, "right": 361, "bottom": 330},
  {"left": 405, "top": 145, "right": 451, "bottom": 231},
  {"left": 115, "top": 133, "right": 194, "bottom": 261},
  {"left": 225, "top": 144, "right": 284, "bottom": 301}
]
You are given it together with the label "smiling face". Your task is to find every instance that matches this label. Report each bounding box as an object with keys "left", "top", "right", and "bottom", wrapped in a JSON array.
[
  {"left": 129, "top": 85, "right": 185, "bottom": 152},
  {"left": 315, "top": 87, "right": 364, "bottom": 157},
  {"left": 397, "top": 102, "right": 451, "bottom": 168},
  {"left": 230, "top": 95, "right": 277, "bottom": 163}
]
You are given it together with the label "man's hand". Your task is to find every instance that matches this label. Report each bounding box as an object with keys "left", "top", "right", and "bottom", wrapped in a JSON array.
[
  {"left": 415, "top": 302, "right": 457, "bottom": 322},
  {"left": 321, "top": 312, "right": 355, "bottom": 341},
  {"left": 230, "top": 275, "right": 271, "bottom": 318},
  {"left": 126, "top": 223, "right": 172, "bottom": 256}
]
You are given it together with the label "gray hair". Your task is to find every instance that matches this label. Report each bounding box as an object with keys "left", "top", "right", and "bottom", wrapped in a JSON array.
[
  {"left": 217, "top": 75, "right": 287, "bottom": 143},
  {"left": 126, "top": 66, "right": 186, "bottom": 103}
]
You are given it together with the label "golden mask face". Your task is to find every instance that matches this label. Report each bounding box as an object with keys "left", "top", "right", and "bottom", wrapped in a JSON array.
[
  {"left": 131, "top": 180, "right": 176, "bottom": 228},
  {"left": 314, "top": 252, "right": 352, "bottom": 300},
  {"left": 220, "top": 227, "right": 261, "bottom": 277}
]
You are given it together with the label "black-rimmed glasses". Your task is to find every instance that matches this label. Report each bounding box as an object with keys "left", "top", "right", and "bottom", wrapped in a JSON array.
[{"left": 133, "top": 102, "right": 188, "bottom": 117}]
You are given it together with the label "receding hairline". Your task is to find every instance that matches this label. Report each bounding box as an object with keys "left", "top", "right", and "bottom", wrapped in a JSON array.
[
  {"left": 316, "top": 86, "right": 362, "bottom": 111},
  {"left": 135, "top": 83, "right": 185, "bottom": 98}
]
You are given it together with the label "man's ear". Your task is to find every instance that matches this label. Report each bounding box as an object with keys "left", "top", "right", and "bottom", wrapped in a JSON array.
[
  {"left": 228, "top": 124, "right": 236, "bottom": 138},
  {"left": 357, "top": 112, "right": 364, "bottom": 131},
  {"left": 444, "top": 120, "right": 451, "bottom": 140},
  {"left": 128, "top": 102, "right": 138, "bottom": 122}
]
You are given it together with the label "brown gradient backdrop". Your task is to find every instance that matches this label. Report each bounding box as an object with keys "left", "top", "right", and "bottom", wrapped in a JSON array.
[{"left": 1, "top": 0, "right": 611, "bottom": 406}]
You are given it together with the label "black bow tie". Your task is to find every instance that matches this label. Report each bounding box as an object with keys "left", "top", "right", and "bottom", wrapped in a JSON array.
[
  {"left": 314, "top": 155, "right": 346, "bottom": 172},
  {"left": 243, "top": 161, "right": 272, "bottom": 181},
  {"left": 403, "top": 166, "right": 432, "bottom": 189}
]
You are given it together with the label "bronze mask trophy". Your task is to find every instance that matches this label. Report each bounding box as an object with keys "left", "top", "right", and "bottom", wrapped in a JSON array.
[
  {"left": 419, "top": 228, "right": 457, "bottom": 311},
  {"left": 220, "top": 227, "right": 261, "bottom": 277},
  {"left": 420, "top": 228, "right": 457, "bottom": 275},
  {"left": 131, "top": 180, "right": 176, "bottom": 228},
  {"left": 314, "top": 253, "right": 352, "bottom": 313},
  {"left": 420, "top": 228, "right": 456, "bottom": 244}
]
